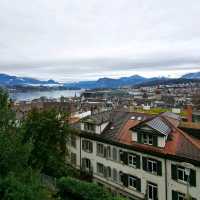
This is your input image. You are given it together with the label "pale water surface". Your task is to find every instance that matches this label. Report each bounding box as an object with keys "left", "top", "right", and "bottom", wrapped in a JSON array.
[{"left": 9, "top": 90, "right": 83, "bottom": 101}]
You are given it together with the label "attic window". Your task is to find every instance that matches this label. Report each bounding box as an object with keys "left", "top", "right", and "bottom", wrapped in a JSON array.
[{"left": 131, "top": 116, "right": 136, "bottom": 120}]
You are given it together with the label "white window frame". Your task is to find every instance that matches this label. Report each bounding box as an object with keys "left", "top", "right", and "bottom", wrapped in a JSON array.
[
  {"left": 85, "top": 158, "right": 91, "bottom": 171},
  {"left": 82, "top": 140, "right": 92, "bottom": 153},
  {"left": 148, "top": 183, "right": 158, "bottom": 200},
  {"left": 107, "top": 166, "right": 112, "bottom": 179},
  {"left": 128, "top": 154, "right": 137, "bottom": 168},
  {"left": 128, "top": 176, "right": 137, "bottom": 190},
  {"left": 147, "top": 159, "right": 157, "bottom": 174},
  {"left": 177, "top": 167, "right": 189, "bottom": 183},
  {"left": 142, "top": 133, "right": 153, "bottom": 145},
  {"left": 112, "top": 147, "right": 118, "bottom": 161},
  {"left": 84, "top": 122, "right": 95, "bottom": 132},
  {"left": 177, "top": 192, "right": 185, "bottom": 200},
  {"left": 97, "top": 143, "right": 104, "bottom": 157},
  {"left": 97, "top": 163, "right": 104, "bottom": 176},
  {"left": 112, "top": 168, "right": 118, "bottom": 182}
]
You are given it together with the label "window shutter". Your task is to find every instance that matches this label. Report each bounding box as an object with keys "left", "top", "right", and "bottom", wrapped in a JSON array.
[
  {"left": 157, "top": 161, "right": 162, "bottom": 176},
  {"left": 137, "top": 133, "right": 142, "bottom": 143},
  {"left": 112, "top": 148, "right": 117, "bottom": 161},
  {"left": 89, "top": 142, "right": 93, "bottom": 153},
  {"left": 190, "top": 169, "right": 196, "bottom": 187},
  {"left": 136, "top": 155, "right": 141, "bottom": 169},
  {"left": 113, "top": 168, "right": 118, "bottom": 182},
  {"left": 172, "top": 190, "right": 178, "bottom": 200},
  {"left": 82, "top": 141, "right": 85, "bottom": 150},
  {"left": 142, "top": 157, "right": 147, "bottom": 171},
  {"left": 119, "top": 150, "right": 123, "bottom": 161},
  {"left": 122, "top": 152, "right": 128, "bottom": 165},
  {"left": 104, "top": 146, "right": 107, "bottom": 158},
  {"left": 153, "top": 136, "right": 158, "bottom": 147},
  {"left": 103, "top": 166, "right": 107, "bottom": 178},
  {"left": 136, "top": 178, "right": 141, "bottom": 192},
  {"left": 122, "top": 173, "right": 128, "bottom": 187},
  {"left": 171, "top": 164, "right": 177, "bottom": 180},
  {"left": 82, "top": 158, "right": 86, "bottom": 170}
]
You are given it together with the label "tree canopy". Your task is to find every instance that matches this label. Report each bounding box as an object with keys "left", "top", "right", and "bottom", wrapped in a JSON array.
[{"left": 0, "top": 89, "right": 50, "bottom": 200}]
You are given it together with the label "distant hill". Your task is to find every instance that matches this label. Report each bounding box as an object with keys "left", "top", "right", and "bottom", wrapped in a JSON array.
[
  {"left": 0, "top": 73, "right": 59, "bottom": 86},
  {"left": 64, "top": 75, "right": 147, "bottom": 89},
  {"left": 135, "top": 78, "right": 200, "bottom": 87},
  {"left": 181, "top": 71, "right": 200, "bottom": 79},
  {"left": 1, "top": 71, "right": 199, "bottom": 88}
]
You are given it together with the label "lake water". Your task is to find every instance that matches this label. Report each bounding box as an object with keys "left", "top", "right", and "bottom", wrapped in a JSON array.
[{"left": 9, "top": 90, "right": 83, "bottom": 101}]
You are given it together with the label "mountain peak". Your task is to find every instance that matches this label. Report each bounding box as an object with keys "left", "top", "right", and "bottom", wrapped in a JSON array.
[{"left": 181, "top": 71, "right": 200, "bottom": 79}]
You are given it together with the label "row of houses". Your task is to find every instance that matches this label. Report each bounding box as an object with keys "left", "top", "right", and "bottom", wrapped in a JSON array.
[{"left": 68, "top": 110, "right": 200, "bottom": 200}]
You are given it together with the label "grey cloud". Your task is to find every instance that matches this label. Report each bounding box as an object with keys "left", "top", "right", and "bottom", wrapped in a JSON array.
[{"left": 0, "top": 0, "right": 200, "bottom": 81}]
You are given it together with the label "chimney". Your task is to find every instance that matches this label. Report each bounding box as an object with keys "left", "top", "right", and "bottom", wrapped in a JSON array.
[{"left": 186, "top": 104, "right": 193, "bottom": 122}]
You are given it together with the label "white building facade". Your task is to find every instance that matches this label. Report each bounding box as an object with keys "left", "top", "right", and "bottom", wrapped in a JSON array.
[{"left": 68, "top": 111, "right": 200, "bottom": 200}]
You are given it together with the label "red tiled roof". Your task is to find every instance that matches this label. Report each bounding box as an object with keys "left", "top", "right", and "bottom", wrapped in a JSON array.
[{"left": 116, "top": 114, "right": 200, "bottom": 162}]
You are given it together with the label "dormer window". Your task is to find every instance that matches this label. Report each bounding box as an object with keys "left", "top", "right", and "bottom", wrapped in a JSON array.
[
  {"left": 142, "top": 133, "right": 153, "bottom": 145},
  {"left": 131, "top": 116, "right": 171, "bottom": 148},
  {"left": 84, "top": 122, "right": 95, "bottom": 132}
]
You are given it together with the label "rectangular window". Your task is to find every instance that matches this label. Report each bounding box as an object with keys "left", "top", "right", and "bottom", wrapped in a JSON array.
[
  {"left": 107, "top": 167, "right": 111, "bottom": 178},
  {"left": 85, "top": 158, "right": 91, "bottom": 170},
  {"left": 177, "top": 192, "right": 185, "bottom": 200},
  {"left": 84, "top": 123, "right": 95, "bottom": 132},
  {"left": 128, "top": 154, "right": 137, "bottom": 168},
  {"left": 148, "top": 182, "right": 158, "bottom": 200},
  {"left": 82, "top": 158, "right": 91, "bottom": 172},
  {"left": 82, "top": 140, "right": 93, "bottom": 153},
  {"left": 97, "top": 163, "right": 104, "bottom": 175},
  {"left": 112, "top": 147, "right": 117, "bottom": 161},
  {"left": 119, "top": 171, "right": 123, "bottom": 184},
  {"left": 177, "top": 167, "right": 189, "bottom": 183},
  {"left": 142, "top": 133, "right": 153, "bottom": 145},
  {"left": 107, "top": 146, "right": 111, "bottom": 159},
  {"left": 113, "top": 168, "right": 118, "bottom": 182},
  {"left": 147, "top": 159, "right": 157, "bottom": 174},
  {"left": 97, "top": 143, "right": 104, "bottom": 156},
  {"left": 128, "top": 176, "right": 137, "bottom": 189}
]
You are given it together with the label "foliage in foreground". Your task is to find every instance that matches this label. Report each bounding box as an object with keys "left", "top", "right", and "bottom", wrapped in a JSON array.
[
  {"left": 22, "top": 108, "right": 73, "bottom": 178},
  {"left": 0, "top": 88, "right": 50, "bottom": 200},
  {"left": 57, "top": 177, "right": 126, "bottom": 200}
]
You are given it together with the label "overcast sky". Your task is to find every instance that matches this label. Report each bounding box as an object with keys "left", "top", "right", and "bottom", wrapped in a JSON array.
[{"left": 0, "top": 0, "right": 200, "bottom": 82}]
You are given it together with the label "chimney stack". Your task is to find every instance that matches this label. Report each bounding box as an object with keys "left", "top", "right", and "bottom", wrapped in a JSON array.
[{"left": 186, "top": 104, "right": 193, "bottom": 122}]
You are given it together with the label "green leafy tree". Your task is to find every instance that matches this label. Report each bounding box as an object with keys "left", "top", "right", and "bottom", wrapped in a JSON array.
[
  {"left": 0, "top": 89, "right": 50, "bottom": 200},
  {"left": 57, "top": 177, "right": 126, "bottom": 200},
  {"left": 22, "top": 108, "right": 72, "bottom": 177}
]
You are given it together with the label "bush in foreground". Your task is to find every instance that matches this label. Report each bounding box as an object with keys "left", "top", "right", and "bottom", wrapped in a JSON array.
[{"left": 57, "top": 177, "right": 126, "bottom": 200}]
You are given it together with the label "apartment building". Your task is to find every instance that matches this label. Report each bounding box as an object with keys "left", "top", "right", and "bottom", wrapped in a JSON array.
[{"left": 68, "top": 111, "right": 200, "bottom": 200}]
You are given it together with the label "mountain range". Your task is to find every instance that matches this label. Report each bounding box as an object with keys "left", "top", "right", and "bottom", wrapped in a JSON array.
[
  {"left": 181, "top": 72, "right": 200, "bottom": 79},
  {"left": 0, "top": 71, "right": 199, "bottom": 89},
  {"left": 0, "top": 73, "right": 59, "bottom": 86}
]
